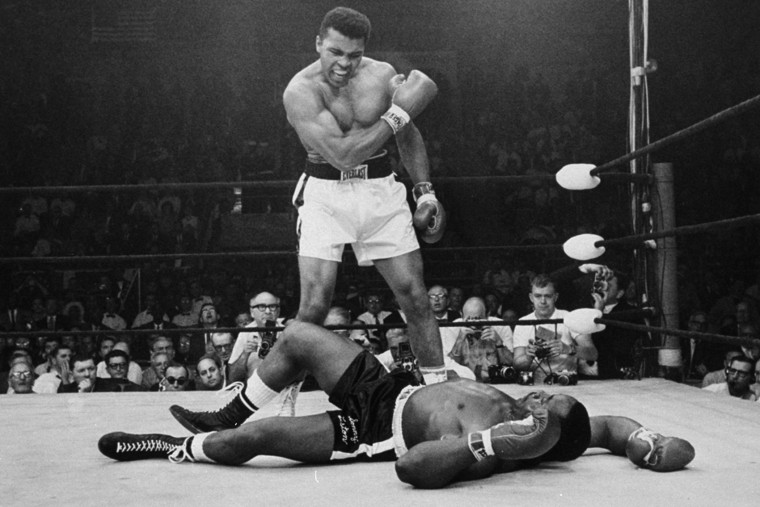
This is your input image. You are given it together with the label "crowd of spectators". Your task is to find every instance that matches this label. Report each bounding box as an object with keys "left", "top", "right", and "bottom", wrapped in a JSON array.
[{"left": 2, "top": 251, "right": 760, "bottom": 401}]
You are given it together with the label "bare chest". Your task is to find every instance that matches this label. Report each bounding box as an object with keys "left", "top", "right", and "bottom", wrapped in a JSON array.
[{"left": 322, "top": 85, "right": 386, "bottom": 132}]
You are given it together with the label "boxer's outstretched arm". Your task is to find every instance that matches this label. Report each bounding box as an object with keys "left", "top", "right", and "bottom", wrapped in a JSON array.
[
  {"left": 283, "top": 82, "right": 394, "bottom": 171},
  {"left": 589, "top": 415, "right": 642, "bottom": 455},
  {"left": 395, "top": 437, "right": 498, "bottom": 489}
]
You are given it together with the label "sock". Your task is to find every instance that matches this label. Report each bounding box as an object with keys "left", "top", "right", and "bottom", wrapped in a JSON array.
[
  {"left": 420, "top": 365, "right": 447, "bottom": 385},
  {"left": 244, "top": 370, "right": 280, "bottom": 409},
  {"left": 190, "top": 433, "right": 216, "bottom": 463}
]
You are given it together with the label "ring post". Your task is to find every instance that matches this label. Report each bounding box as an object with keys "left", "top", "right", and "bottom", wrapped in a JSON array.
[{"left": 653, "top": 162, "right": 682, "bottom": 378}]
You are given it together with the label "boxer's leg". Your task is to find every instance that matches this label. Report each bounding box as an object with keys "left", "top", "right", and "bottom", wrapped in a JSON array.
[
  {"left": 99, "top": 413, "right": 335, "bottom": 465},
  {"left": 374, "top": 251, "right": 446, "bottom": 384}
]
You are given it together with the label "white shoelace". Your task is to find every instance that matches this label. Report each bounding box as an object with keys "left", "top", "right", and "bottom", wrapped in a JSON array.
[
  {"left": 115, "top": 439, "right": 174, "bottom": 455},
  {"left": 202, "top": 381, "right": 245, "bottom": 412},
  {"left": 168, "top": 438, "right": 195, "bottom": 464}
]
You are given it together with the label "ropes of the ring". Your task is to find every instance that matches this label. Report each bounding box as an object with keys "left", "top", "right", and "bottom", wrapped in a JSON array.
[
  {"left": 562, "top": 212, "right": 760, "bottom": 261},
  {"left": 4, "top": 210, "right": 757, "bottom": 267},
  {"left": 597, "top": 213, "right": 760, "bottom": 248},
  {"left": 0, "top": 173, "right": 649, "bottom": 196},
  {"left": 0, "top": 244, "right": 567, "bottom": 265},
  {"left": 596, "top": 317, "right": 760, "bottom": 350},
  {"left": 589, "top": 92, "right": 760, "bottom": 177},
  {"left": 0, "top": 318, "right": 567, "bottom": 339}
]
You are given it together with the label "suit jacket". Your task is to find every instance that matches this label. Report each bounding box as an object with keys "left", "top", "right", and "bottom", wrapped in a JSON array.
[
  {"left": 593, "top": 301, "right": 645, "bottom": 379},
  {"left": 58, "top": 377, "right": 145, "bottom": 393},
  {"left": 34, "top": 313, "right": 70, "bottom": 331}
]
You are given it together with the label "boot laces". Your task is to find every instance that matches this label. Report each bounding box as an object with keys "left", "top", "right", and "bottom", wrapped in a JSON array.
[{"left": 168, "top": 438, "right": 195, "bottom": 464}]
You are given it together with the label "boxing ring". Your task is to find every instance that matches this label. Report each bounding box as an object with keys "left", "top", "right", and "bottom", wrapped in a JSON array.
[
  {"left": 2, "top": 378, "right": 758, "bottom": 506},
  {"left": 4, "top": 1, "right": 760, "bottom": 504}
]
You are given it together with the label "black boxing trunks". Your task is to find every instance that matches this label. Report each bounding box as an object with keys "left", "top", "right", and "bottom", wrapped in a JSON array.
[{"left": 327, "top": 351, "right": 419, "bottom": 461}]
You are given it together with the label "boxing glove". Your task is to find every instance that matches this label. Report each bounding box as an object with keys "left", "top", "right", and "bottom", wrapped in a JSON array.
[
  {"left": 625, "top": 427, "right": 696, "bottom": 472},
  {"left": 381, "top": 70, "right": 438, "bottom": 134},
  {"left": 467, "top": 407, "right": 560, "bottom": 461},
  {"left": 413, "top": 182, "right": 446, "bottom": 244}
]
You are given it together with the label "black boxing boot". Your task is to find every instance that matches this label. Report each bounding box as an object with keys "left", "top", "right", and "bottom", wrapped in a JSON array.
[
  {"left": 99, "top": 432, "right": 194, "bottom": 463},
  {"left": 170, "top": 387, "right": 256, "bottom": 434}
]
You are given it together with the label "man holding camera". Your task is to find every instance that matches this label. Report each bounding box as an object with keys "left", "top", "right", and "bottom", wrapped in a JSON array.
[
  {"left": 228, "top": 291, "right": 300, "bottom": 416},
  {"left": 448, "top": 297, "right": 513, "bottom": 382},
  {"left": 513, "top": 274, "right": 597, "bottom": 385},
  {"left": 229, "top": 292, "right": 285, "bottom": 383}
]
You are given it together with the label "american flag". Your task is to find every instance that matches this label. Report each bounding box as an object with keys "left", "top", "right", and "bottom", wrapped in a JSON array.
[{"left": 91, "top": 1, "right": 157, "bottom": 43}]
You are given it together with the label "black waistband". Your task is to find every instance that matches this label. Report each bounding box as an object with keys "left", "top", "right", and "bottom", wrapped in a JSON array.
[{"left": 304, "top": 153, "right": 392, "bottom": 180}]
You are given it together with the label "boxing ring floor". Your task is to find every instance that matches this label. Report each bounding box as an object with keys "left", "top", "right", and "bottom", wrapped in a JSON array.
[{"left": 1, "top": 378, "right": 757, "bottom": 507}]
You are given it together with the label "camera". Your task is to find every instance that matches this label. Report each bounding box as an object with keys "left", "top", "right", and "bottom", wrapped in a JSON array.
[
  {"left": 517, "top": 370, "right": 534, "bottom": 386},
  {"left": 533, "top": 339, "right": 551, "bottom": 360},
  {"left": 544, "top": 370, "right": 578, "bottom": 386},
  {"left": 487, "top": 364, "right": 518, "bottom": 384},
  {"left": 593, "top": 271, "right": 609, "bottom": 296},
  {"left": 397, "top": 342, "right": 417, "bottom": 373},
  {"left": 258, "top": 320, "right": 277, "bottom": 359}
]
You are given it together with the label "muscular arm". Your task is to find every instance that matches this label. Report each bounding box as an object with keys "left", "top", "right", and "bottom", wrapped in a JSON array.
[
  {"left": 589, "top": 415, "right": 642, "bottom": 456},
  {"left": 395, "top": 121, "right": 431, "bottom": 184},
  {"left": 283, "top": 79, "right": 394, "bottom": 171},
  {"left": 395, "top": 437, "right": 498, "bottom": 489}
]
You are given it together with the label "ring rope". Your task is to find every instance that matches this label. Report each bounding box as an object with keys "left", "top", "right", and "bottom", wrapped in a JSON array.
[
  {"left": 0, "top": 318, "right": 566, "bottom": 340},
  {"left": 0, "top": 173, "right": 650, "bottom": 196},
  {"left": 597, "top": 317, "right": 760, "bottom": 350},
  {"left": 9, "top": 211, "right": 757, "bottom": 266},
  {"left": 0, "top": 243, "right": 569, "bottom": 265},
  {"left": 590, "top": 92, "right": 760, "bottom": 177},
  {"left": 595, "top": 213, "right": 760, "bottom": 249}
]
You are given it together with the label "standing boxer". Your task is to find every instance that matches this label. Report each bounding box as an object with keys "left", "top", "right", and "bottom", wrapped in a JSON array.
[
  {"left": 286, "top": 6, "right": 446, "bottom": 381},
  {"left": 169, "top": 6, "right": 448, "bottom": 432}
]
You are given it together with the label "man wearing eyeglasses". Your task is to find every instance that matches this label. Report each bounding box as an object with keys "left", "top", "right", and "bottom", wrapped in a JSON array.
[
  {"left": 427, "top": 285, "right": 459, "bottom": 322},
  {"left": 59, "top": 353, "right": 143, "bottom": 393},
  {"left": 6, "top": 361, "right": 35, "bottom": 394},
  {"left": 702, "top": 354, "right": 758, "bottom": 400},
  {"left": 357, "top": 291, "right": 391, "bottom": 342},
  {"left": 225, "top": 292, "right": 299, "bottom": 415},
  {"left": 102, "top": 350, "right": 143, "bottom": 392},
  {"left": 229, "top": 292, "right": 285, "bottom": 383},
  {"left": 158, "top": 364, "right": 193, "bottom": 392}
]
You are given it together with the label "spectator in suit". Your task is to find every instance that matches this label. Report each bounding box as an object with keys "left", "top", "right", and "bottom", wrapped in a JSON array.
[
  {"left": 427, "top": 285, "right": 459, "bottom": 322},
  {"left": 356, "top": 291, "right": 391, "bottom": 343},
  {"left": 96, "top": 341, "right": 143, "bottom": 385},
  {"left": 156, "top": 364, "right": 194, "bottom": 392},
  {"left": 35, "top": 297, "right": 70, "bottom": 332}
]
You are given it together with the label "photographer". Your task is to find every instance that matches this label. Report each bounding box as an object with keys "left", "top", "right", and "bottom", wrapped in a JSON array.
[
  {"left": 448, "top": 297, "right": 513, "bottom": 382},
  {"left": 229, "top": 292, "right": 285, "bottom": 384},
  {"left": 378, "top": 328, "right": 475, "bottom": 380},
  {"left": 589, "top": 269, "right": 644, "bottom": 379},
  {"left": 513, "top": 274, "right": 597, "bottom": 385}
]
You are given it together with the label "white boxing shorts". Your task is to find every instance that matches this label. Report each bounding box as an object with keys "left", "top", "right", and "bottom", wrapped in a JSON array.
[{"left": 292, "top": 156, "right": 419, "bottom": 266}]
